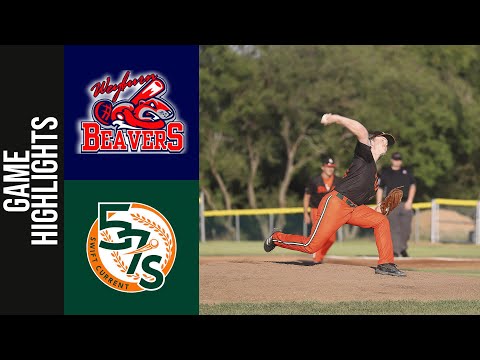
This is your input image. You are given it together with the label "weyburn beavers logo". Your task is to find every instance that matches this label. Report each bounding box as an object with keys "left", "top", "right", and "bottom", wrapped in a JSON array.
[
  {"left": 78, "top": 71, "right": 186, "bottom": 153},
  {"left": 87, "top": 202, "right": 176, "bottom": 293}
]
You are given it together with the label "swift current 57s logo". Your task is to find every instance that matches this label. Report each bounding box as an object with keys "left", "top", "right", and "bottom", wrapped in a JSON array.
[
  {"left": 87, "top": 202, "right": 176, "bottom": 293},
  {"left": 79, "top": 71, "right": 186, "bottom": 153}
]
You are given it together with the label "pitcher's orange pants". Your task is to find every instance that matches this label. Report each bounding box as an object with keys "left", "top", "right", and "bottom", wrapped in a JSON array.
[
  {"left": 273, "top": 190, "right": 394, "bottom": 265},
  {"left": 310, "top": 207, "right": 336, "bottom": 263}
]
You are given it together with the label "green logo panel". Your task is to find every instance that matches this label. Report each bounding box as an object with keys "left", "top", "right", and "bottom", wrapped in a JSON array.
[{"left": 65, "top": 180, "right": 199, "bottom": 314}]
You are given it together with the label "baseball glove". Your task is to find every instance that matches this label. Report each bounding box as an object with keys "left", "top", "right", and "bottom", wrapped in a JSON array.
[{"left": 379, "top": 186, "right": 404, "bottom": 216}]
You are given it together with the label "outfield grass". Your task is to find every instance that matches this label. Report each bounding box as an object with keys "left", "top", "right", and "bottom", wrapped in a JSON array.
[
  {"left": 406, "top": 269, "right": 480, "bottom": 277},
  {"left": 200, "top": 300, "right": 480, "bottom": 315},
  {"left": 200, "top": 239, "right": 480, "bottom": 258}
]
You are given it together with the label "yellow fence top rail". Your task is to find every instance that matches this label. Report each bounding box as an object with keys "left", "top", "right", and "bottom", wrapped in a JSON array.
[
  {"left": 202, "top": 200, "right": 477, "bottom": 217},
  {"left": 413, "top": 202, "right": 432, "bottom": 210},
  {"left": 204, "top": 207, "right": 305, "bottom": 217},
  {"left": 204, "top": 202, "right": 440, "bottom": 217},
  {"left": 435, "top": 199, "right": 478, "bottom": 206}
]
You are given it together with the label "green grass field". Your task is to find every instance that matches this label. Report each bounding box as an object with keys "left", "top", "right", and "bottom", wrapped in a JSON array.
[
  {"left": 409, "top": 269, "right": 480, "bottom": 277},
  {"left": 200, "top": 239, "right": 480, "bottom": 258},
  {"left": 200, "top": 300, "right": 480, "bottom": 315}
]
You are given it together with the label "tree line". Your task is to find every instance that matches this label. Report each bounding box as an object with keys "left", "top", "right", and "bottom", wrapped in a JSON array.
[{"left": 200, "top": 45, "right": 480, "bottom": 223}]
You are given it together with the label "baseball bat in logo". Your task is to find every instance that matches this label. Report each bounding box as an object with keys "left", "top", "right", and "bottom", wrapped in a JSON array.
[{"left": 86, "top": 202, "right": 176, "bottom": 293}]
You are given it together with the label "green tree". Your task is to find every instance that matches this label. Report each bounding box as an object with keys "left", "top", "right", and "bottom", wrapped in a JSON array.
[{"left": 200, "top": 45, "right": 480, "bottom": 237}]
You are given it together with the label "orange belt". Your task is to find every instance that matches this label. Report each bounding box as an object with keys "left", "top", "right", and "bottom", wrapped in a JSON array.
[{"left": 334, "top": 191, "right": 357, "bottom": 208}]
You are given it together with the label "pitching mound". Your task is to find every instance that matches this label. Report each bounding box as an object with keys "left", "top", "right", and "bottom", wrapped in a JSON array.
[{"left": 200, "top": 255, "right": 480, "bottom": 304}]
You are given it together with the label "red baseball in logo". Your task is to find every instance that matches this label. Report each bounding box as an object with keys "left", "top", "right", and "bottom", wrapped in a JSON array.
[{"left": 93, "top": 100, "right": 113, "bottom": 126}]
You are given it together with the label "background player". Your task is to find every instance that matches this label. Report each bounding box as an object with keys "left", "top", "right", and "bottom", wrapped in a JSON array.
[{"left": 303, "top": 155, "right": 339, "bottom": 264}]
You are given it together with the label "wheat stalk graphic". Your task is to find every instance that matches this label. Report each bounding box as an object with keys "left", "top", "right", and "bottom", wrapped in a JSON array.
[
  {"left": 100, "top": 232, "right": 145, "bottom": 281},
  {"left": 130, "top": 213, "right": 173, "bottom": 270},
  {"left": 110, "top": 251, "right": 141, "bottom": 280},
  {"left": 100, "top": 230, "right": 113, "bottom": 242},
  {"left": 101, "top": 226, "right": 164, "bottom": 283}
]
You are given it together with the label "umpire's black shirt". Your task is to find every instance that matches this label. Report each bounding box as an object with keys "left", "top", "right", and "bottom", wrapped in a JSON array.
[{"left": 378, "top": 166, "right": 416, "bottom": 201}]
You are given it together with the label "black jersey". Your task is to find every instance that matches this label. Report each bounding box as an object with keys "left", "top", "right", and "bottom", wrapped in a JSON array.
[
  {"left": 305, "top": 175, "right": 338, "bottom": 208},
  {"left": 378, "top": 167, "right": 416, "bottom": 201},
  {"left": 334, "top": 141, "right": 378, "bottom": 205}
]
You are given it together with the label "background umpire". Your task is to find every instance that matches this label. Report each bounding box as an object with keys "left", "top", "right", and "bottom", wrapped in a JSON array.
[{"left": 376, "top": 152, "right": 416, "bottom": 257}]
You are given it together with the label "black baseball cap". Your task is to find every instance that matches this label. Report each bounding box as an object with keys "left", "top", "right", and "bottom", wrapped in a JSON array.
[
  {"left": 369, "top": 131, "right": 396, "bottom": 147},
  {"left": 391, "top": 152, "right": 402, "bottom": 160},
  {"left": 322, "top": 155, "right": 336, "bottom": 167}
]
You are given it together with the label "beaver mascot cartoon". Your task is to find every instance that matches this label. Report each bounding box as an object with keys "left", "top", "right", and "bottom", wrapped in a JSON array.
[{"left": 93, "top": 78, "right": 174, "bottom": 130}]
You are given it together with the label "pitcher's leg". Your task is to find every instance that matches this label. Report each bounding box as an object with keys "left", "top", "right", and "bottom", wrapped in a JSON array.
[
  {"left": 348, "top": 205, "right": 394, "bottom": 264},
  {"left": 272, "top": 194, "right": 344, "bottom": 254},
  {"left": 273, "top": 232, "right": 312, "bottom": 254}
]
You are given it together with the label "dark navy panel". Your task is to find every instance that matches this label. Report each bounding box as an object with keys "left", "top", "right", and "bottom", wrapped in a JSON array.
[{"left": 64, "top": 45, "right": 199, "bottom": 180}]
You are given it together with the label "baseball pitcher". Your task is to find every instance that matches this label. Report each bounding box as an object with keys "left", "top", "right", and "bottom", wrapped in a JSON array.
[{"left": 264, "top": 113, "right": 406, "bottom": 277}]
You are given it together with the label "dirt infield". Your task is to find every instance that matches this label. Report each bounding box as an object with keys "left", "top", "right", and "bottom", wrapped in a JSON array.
[{"left": 200, "top": 255, "right": 480, "bottom": 304}]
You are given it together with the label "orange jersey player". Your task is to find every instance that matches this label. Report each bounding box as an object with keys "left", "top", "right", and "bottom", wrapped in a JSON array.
[{"left": 303, "top": 155, "right": 339, "bottom": 264}]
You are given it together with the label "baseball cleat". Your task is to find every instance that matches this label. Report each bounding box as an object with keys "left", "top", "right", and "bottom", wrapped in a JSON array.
[
  {"left": 375, "top": 263, "right": 406, "bottom": 277},
  {"left": 264, "top": 228, "right": 281, "bottom": 252}
]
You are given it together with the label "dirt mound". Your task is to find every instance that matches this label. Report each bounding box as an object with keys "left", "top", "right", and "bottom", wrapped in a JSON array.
[
  {"left": 200, "top": 255, "right": 480, "bottom": 304},
  {"left": 415, "top": 208, "right": 474, "bottom": 241}
]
